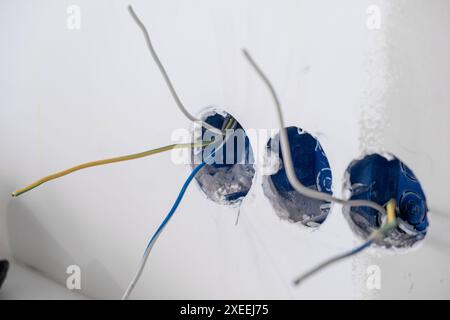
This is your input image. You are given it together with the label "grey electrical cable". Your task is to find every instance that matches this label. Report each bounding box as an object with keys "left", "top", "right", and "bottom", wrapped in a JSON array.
[
  {"left": 128, "top": 5, "right": 221, "bottom": 135},
  {"left": 242, "top": 48, "right": 387, "bottom": 216}
]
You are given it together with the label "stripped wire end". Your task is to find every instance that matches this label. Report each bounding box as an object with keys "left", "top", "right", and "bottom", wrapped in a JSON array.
[
  {"left": 292, "top": 198, "right": 397, "bottom": 287},
  {"left": 371, "top": 198, "right": 397, "bottom": 241}
]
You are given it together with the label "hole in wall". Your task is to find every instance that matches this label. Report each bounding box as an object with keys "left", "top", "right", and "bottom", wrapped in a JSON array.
[
  {"left": 262, "top": 127, "right": 333, "bottom": 227},
  {"left": 343, "top": 153, "right": 429, "bottom": 248},
  {"left": 190, "top": 107, "right": 255, "bottom": 205}
]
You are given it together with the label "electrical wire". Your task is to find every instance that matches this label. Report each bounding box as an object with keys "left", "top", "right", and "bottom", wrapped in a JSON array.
[
  {"left": 293, "top": 239, "right": 374, "bottom": 286},
  {"left": 122, "top": 117, "right": 234, "bottom": 300},
  {"left": 242, "top": 48, "right": 387, "bottom": 216},
  {"left": 14, "top": 4, "right": 224, "bottom": 195},
  {"left": 293, "top": 199, "right": 397, "bottom": 285},
  {"left": 12, "top": 141, "right": 210, "bottom": 197},
  {"left": 127, "top": 5, "right": 221, "bottom": 135},
  {"left": 121, "top": 160, "right": 206, "bottom": 300},
  {"left": 241, "top": 48, "right": 398, "bottom": 285}
]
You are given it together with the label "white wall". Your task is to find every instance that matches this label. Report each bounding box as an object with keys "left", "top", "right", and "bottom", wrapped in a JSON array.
[
  {"left": 0, "top": 0, "right": 448, "bottom": 299},
  {"left": 361, "top": 0, "right": 450, "bottom": 299}
]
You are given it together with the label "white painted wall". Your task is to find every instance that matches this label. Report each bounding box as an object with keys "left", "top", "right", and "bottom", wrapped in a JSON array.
[
  {"left": 0, "top": 263, "right": 86, "bottom": 300},
  {"left": 0, "top": 0, "right": 448, "bottom": 299},
  {"left": 361, "top": 0, "right": 450, "bottom": 299}
]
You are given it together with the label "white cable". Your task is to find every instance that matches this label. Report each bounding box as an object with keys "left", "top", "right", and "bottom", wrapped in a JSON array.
[
  {"left": 128, "top": 5, "right": 221, "bottom": 135},
  {"left": 242, "top": 49, "right": 387, "bottom": 216}
]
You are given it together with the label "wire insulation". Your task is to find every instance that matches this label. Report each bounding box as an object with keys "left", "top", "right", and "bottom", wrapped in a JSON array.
[
  {"left": 293, "top": 199, "right": 397, "bottom": 285},
  {"left": 293, "top": 239, "right": 373, "bottom": 286},
  {"left": 242, "top": 48, "right": 387, "bottom": 215},
  {"left": 121, "top": 160, "right": 206, "bottom": 300},
  {"left": 12, "top": 141, "right": 209, "bottom": 197},
  {"left": 127, "top": 5, "right": 221, "bottom": 135},
  {"left": 122, "top": 118, "right": 234, "bottom": 300},
  {"left": 242, "top": 48, "right": 398, "bottom": 286}
]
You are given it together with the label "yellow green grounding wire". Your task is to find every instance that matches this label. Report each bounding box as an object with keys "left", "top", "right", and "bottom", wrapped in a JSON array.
[{"left": 12, "top": 141, "right": 211, "bottom": 197}]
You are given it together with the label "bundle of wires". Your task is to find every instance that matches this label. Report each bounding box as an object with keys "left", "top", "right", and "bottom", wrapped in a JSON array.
[
  {"left": 12, "top": 136, "right": 223, "bottom": 300},
  {"left": 12, "top": 3, "right": 399, "bottom": 299},
  {"left": 12, "top": 4, "right": 232, "bottom": 300},
  {"left": 120, "top": 7, "right": 238, "bottom": 298}
]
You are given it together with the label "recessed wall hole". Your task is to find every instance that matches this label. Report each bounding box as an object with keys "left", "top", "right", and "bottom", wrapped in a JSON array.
[
  {"left": 190, "top": 107, "right": 255, "bottom": 205},
  {"left": 343, "top": 153, "right": 429, "bottom": 249},
  {"left": 262, "top": 127, "right": 333, "bottom": 228}
]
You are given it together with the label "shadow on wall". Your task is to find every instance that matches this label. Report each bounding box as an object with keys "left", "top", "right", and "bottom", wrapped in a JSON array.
[{"left": 6, "top": 199, "right": 122, "bottom": 299}]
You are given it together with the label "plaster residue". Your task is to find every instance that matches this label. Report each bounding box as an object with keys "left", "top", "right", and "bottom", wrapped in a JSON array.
[
  {"left": 262, "top": 128, "right": 333, "bottom": 228},
  {"left": 358, "top": 2, "right": 393, "bottom": 153},
  {"left": 263, "top": 176, "right": 331, "bottom": 228},
  {"left": 359, "top": 0, "right": 450, "bottom": 299},
  {"left": 355, "top": 0, "right": 393, "bottom": 299},
  {"left": 190, "top": 107, "right": 256, "bottom": 205},
  {"left": 342, "top": 153, "right": 428, "bottom": 250},
  {"left": 194, "top": 163, "right": 255, "bottom": 205}
]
